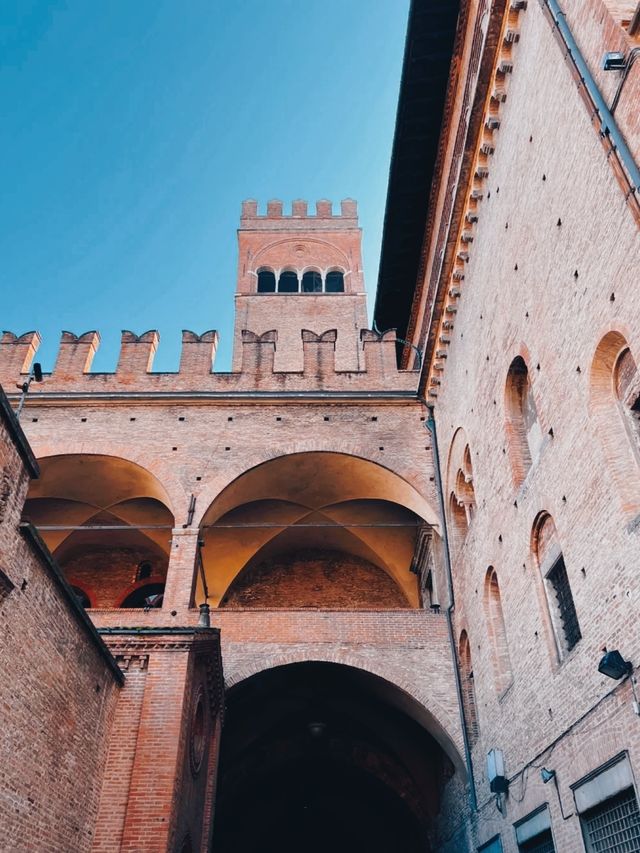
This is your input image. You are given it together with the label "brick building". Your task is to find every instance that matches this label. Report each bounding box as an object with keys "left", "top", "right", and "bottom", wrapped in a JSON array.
[{"left": 1, "top": 0, "right": 639, "bottom": 851}]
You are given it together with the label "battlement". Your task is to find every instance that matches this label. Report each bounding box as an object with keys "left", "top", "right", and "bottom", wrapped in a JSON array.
[
  {"left": 240, "top": 199, "right": 359, "bottom": 230},
  {"left": 0, "top": 326, "right": 417, "bottom": 394}
]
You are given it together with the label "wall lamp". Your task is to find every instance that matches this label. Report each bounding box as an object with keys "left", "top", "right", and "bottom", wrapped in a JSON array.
[
  {"left": 602, "top": 51, "right": 627, "bottom": 71},
  {"left": 599, "top": 649, "right": 640, "bottom": 716},
  {"left": 15, "top": 362, "right": 43, "bottom": 419},
  {"left": 598, "top": 648, "right": 632, "bottom": 679}
]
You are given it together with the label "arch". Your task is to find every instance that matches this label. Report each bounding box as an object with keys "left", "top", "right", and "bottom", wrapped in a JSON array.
[
  {"left": 223, "top": 657, "right": 466, "bottom": 776},
  {"left": 256, "top": 267, "right": 276, "bottom": 293},
  {"left": 445, "top": 428, "right": 476, "bottom": 556},
  {"left": 24, "top": 454, "right": 174, "bottom": 608},
  {"left": 325, "top": 268, "right": 345, "bottom": 292},
  {"left": 458, "top": 630, "right": 479, "bottom": 746},
  {"left": 301, "top": 269, "right": 323, "bottom": 293},
  {"left": 117, "top": 580, "right": 165, "bottom": 609},
  {"left": 195, "top": 451, "right": 440, "bottom": 607},
  {"left": 505, "top": 356, "right": 542, "bottom": 488},
  {"left": 591, "top": 331, "right": 640, "bottom": 517},
  {"left": 66, "top": 578, "right": 96, "bottom": 609},
  {"left": 277, "top": 269, "right": 299, "bottom": 293},
  {"left": 532, "top": 512, "right": 581, "bottom": 660},
  {"left": 483, "top": 567, "right": 513, "bottom": 695}
]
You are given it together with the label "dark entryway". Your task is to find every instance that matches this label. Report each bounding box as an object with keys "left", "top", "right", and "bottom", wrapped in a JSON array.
[{"left": 212, "top": 662, "right": 455, "bottom": 853}]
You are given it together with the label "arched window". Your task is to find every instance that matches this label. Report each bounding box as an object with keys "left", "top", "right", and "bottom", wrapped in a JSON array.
[
  {"left": 277, "top": 270, "right": 299, "bottom": 293},
  {"left": 505, "top": 356, "right": 542, "bottom": 487},
  {"left": 120, "top": 582, "right": 165, "bottom": 609},
  {"left": 301, "top": 270, "right": 323, "bottom": 293},
  {"left": 458, "top": 630, "right": 479, "bottom": 745},
  {"left": 136, "top": 561, "right": 153, "bottom": 581},
  {"left": 484, "top": 567, "right": 513, "bottom": 694},
  {"left": 614, "top": 347, "right": 640, "bottom": 456},
  {"left": 591, "top": 333, "right": 640, "bottom": 517},
  {"left": 70, "top": 585, "right": 91, "bottom": 609},
  {"left": 325, "top": 270, "right": 345, "bottom": 292},
  {"left": 446, "top": 431, "right": 476, "bottom": 556},
  {"left": 533, "top": 514, "right": 581, "bottom": 660},
  {"left": 257, "top": 268, "right": 276, "bottom": 293}
]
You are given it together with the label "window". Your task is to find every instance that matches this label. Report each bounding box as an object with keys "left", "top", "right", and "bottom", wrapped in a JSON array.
[
  {"left": 615, "top": 347, "right": 640, "bottom": 455},
  {"left": 574, "top": 756, "right": 640, "bottom": 852},
  {"left": 136, "top": 561, "right": 153, "bottom": 581},
  {"left": 446, "top": 431, "right": 477, "bottom": 556},
  {"left": 581, "top": 788, "right": 640, "bottom": 851},
  {"left": 301, "top": 270, "right": 322, "bottom": 292},
  {"left": 277, "top": 270, "right": 299, "bottom": 293},
  {"left": 505, "top": 356, "right": 542, "bottom": 487},
  {"left": 325, "top": 270, "right": 344, "bottom": 292},
  {"left": 484, "top": 567, "right": 513, "bottom": 694},
  {"left": 533, "top": 513, "right": 580, "bottom": 659},
  {"left": 458, "top": 630, "right": 479, "bottom": 744},
  {"left": 478, "top": 837, "right": 503, "bottom": 853},
  {"left": 257, "top": 268, "right": 276, "bottom": 292},
  {"left": 591, "top": 333, "right": 640, "bottom": 518},
  {"left": 515, "top": 806, "right": 555, "bottom": 853}
]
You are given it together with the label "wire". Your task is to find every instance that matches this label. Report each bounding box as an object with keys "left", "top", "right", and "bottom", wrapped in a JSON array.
[{"left": 33, "top": 521, "right": 423, "bottom": 531}]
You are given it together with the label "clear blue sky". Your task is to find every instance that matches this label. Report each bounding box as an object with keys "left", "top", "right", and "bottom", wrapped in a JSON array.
[{"left": 2, "top": 0, "right": 409, "bottom": 372}]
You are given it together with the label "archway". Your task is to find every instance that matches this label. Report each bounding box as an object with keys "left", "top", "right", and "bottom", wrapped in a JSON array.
[
  {"left": 197, "top": 451, "right": 440, "bottom": 608},
  {"left": 213, "top": 662, "right": 462, "bottom": 853},
  {"left": 22, "top": 454, "right": 174, "bottom": 608}
]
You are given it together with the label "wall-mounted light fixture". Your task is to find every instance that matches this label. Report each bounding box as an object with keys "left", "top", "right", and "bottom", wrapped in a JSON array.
[
  {"left": 602, "top": 51, "right": 627, "bottom": 71},
  {"left": 598, "top": 648, "right": 632, "bottom": 679}
]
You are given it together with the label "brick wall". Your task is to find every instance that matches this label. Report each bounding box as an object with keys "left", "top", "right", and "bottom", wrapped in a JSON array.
[
  {"left": 419, "top": 0, "right": 640, "bottom": 848},
  {"left": 0, "top": 391, "right": 122, "bottom": 853}
]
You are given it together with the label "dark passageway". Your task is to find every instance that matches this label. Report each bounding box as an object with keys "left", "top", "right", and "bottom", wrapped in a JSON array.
[{"left": 212, "top": 663, "right": 455, "bottom": 853}]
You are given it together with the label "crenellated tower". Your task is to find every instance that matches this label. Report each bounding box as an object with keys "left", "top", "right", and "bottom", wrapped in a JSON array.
[{"left": 233, "top": 198, "right": 368, "bottom": 372}]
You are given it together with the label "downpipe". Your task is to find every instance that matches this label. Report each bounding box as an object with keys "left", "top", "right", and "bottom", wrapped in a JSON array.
[{"left": 423, "top": 401, "right": 478, "bottom": 813}]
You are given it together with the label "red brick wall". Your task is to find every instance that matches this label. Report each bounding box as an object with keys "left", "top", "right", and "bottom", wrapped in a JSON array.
[
  {"left": 221, "top": 548, "right": 411, "bottom": 609},
  {"left": 0, "top": 401, "right": 121, "bottom": 853}
]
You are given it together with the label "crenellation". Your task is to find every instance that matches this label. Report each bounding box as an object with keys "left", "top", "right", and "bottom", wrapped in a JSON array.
[
  {"left": 301, "top": 329, "right": 337, "bottom": 379},
  {"left": 179, "top": 330, "right": 218, "bottom": 377},
  {"left": 240, "top": 329, "right": 277, "bottom": 378},
  {"left": 53, "top": 331, "right": 100, "bottom": 380},
  {"left": 0, "top": 330, "right": 41, "bottom": 383},
  {"left": 116, "top": 330, "right": 159, "bottom": 377},
  {"left": 360, "top": 329, "right": 399, "bottom": 378}
]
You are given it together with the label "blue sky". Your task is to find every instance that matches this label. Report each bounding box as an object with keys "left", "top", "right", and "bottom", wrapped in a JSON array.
[{"left": 2, "top": 0, "right": 409, "bottom": 372}]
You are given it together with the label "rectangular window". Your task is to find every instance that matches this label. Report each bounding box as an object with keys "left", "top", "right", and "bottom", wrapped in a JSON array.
[
  {"left": 478, "top": 837, "right": 503, "bottom": 853},
  {"left": 518, "top": 830, "right": 555, "bottom": 853},
  {"left": 581, "top": 787, "right": 640, "bottom": 852},
  {"left": 546, "top": 555, "right": 581, "bottom": 653}
]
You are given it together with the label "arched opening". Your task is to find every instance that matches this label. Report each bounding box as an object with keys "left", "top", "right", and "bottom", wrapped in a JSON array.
[
  {"left": 301, "top": 270, "right": 323, "bottom": 293},
  {"left": 505, "top": 356, "right": 542, "bottom": 487},
  {"left": 445, "top": 429, "right": 476, "bottom": 557},
  {"left": 196, "top": 451, "right": 441, "bottom": 608},
  {"left": 532, "top": 512, "right": 581, "bottom": 661},
  {"left": 325, "top": 270, "right": 345, "bottom": 292},
  {"left": 458, "top": 630, "right": 479, "bottom": 746},
  {"left": 22, "top": 454, "right": 174, "bottom": 609},
  {"left": 119, "top": 582, "right": 165, "bottom": 609},
  {"left": 278, "top": 270, "right": 299, "bottom": 293},
  {"left": 484, "top": 567, "right": 513, "bottom": 695},
  {"left": 591, "top": 332, "right": 640, "bottom": 517},
  {"left": 256, "top": 268, "right": 276, "bottom": 293},
  {"left": 213, "top": 662, "right": 461, "bottom": 853}
]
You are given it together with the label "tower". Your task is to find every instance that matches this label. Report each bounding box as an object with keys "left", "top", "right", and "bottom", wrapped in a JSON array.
[{"left": 232, "top": 198, "right": 368, "bottom": 373}]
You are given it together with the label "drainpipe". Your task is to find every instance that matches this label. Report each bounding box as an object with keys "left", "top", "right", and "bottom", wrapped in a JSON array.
[
  {"left": 544, "top": 0, "right": 640, "bottom": 194},
  {"left": 423, "top": 401, "right": 478, "bottom": 812}
]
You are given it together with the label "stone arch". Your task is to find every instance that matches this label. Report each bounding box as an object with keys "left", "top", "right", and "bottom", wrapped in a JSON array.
[
  {"left": 223, "top": 653, "right": 466, "bottom": 775},
  {"left": 590, "top": 330, "right": 640, "bottom": 518},
  {"left": 504, "top": 354, "right": 543, "bottom": 488}
]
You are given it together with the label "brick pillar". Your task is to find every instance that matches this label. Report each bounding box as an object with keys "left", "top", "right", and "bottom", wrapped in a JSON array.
[
  {"left": 240, "top": 330, "right": 277, "bottom": 378},
  {"left": 95, "top": 630, "right": 223, "bottom": 853},
  {"left": 361, "top": 329, "right": 398, "bottom": 378},
  {"left": 179, "top": 331, "right": 218, "bottom": 377},
  {"left": 116, "top": 330, "right": 159, "bottom": 378},
  {"left": 163, "top": 528, "right": 199, "bottom": 613}
]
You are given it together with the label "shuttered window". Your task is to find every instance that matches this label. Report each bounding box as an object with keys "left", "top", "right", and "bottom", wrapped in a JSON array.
[{"left": 546, "top": 555, "right": 581, "bottom": 652}]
